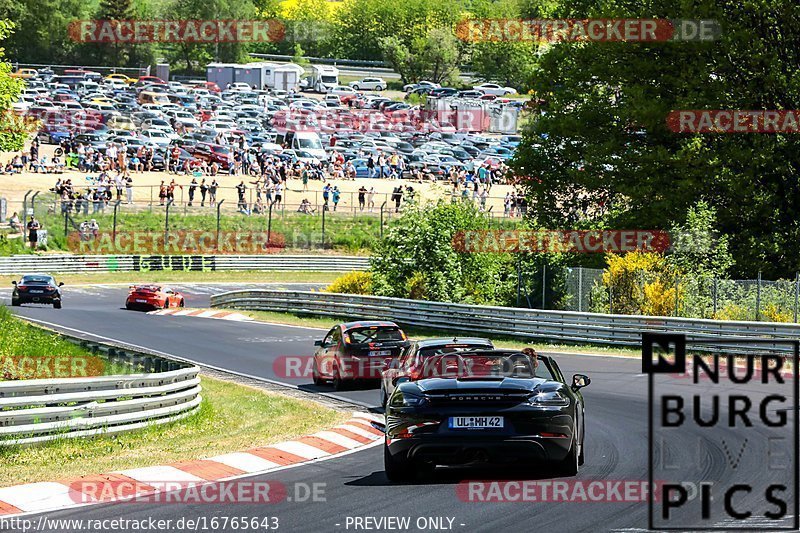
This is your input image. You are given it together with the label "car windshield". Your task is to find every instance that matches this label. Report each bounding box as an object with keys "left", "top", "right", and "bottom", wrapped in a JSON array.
[
  {"left": 20, "top": 276, "right": 53, "bottom": 285},
  {"left": 347, "top": 326, "right": 405, "bottom": 344},
  {"left": 419, "top": 352, "right": 555, "bottom": 380},
  {"left": 297, "top": 137, "right": 322, "bottom": 149}
]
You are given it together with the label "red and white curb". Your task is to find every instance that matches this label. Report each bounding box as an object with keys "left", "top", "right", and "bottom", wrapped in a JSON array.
[
  {"left": 0, "top": 412, "right": 383, "bottom": 516},
  {"left": 147, "top": 308, "right": 253, "bottom": 322}
]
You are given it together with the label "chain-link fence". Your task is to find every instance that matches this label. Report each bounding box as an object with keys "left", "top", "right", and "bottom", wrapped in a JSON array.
[{"left": 559, "top": 266, "right": 800, "bottom": 323}]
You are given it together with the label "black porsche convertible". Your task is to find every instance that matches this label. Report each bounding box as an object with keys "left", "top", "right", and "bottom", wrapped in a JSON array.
[{"left": 383, "top": 349, "right": 590, "bottom": 481}]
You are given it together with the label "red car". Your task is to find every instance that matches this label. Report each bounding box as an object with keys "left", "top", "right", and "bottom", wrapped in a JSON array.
[
  {"left": 191, "top": 143, "right": 232, "bottom": 170},
  {"left": 125, "top": 285, "right": 185, "bottom": 310}
]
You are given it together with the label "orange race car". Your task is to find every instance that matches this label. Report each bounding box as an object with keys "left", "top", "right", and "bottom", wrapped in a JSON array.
[{"left": 125, "top": 285, "right": 185, "bottom": 311}]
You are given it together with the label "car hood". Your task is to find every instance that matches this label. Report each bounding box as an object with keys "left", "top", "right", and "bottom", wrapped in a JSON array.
[{"left": 414, "top": 377, "right": 554, "bottom": 393}]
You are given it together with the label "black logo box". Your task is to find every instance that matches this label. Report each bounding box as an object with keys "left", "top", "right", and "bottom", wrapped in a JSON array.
[{"left": 644, "top": 333, "right": 799, "bottom": 531}]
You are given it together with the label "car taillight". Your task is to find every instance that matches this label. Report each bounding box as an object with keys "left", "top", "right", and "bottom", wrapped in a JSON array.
[{"left": 17, "top": 285, "right": 27, "bottom": 291}]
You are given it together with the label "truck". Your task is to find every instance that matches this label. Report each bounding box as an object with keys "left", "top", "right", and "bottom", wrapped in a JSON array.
[{"left": 307, "top": 65, "right": 339, "bottom": 93}]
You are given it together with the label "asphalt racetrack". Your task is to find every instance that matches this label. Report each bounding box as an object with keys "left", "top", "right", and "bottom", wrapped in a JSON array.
[{"left": 3, "top": 284, "right": 795, "bottom": 532}]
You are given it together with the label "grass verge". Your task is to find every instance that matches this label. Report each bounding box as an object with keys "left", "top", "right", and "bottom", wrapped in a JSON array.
[
  {"left": 0, "top": 309, "right": 349, "bottom": 486},
  {"left": 0, "top": 306, "right": 133, "bottom": 378},
  {"left": 0, "top": 270, "right": 342, "bottom": 286},
  {"left": 0, "top": 375, "right": 348, "bottom": 486},
  {"left": 237, "top": 309, "right": 643, "bottom": 358}
]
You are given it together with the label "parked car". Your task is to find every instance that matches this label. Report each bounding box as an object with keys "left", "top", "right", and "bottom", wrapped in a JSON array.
[
  {"left": 403, "top": 80, "right": 441, "bottom": 93},
  {"left": 473, "top": 83, "right": 518, "bottom": 96},
  {"left": 349, "top": 77, "right": 387, "bottom": 91}
]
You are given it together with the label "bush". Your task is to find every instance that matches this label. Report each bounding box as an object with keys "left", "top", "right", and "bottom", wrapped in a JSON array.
[
  {"left": 595, "top": 251, "right": 679, "bottom": 315},
  {"left": 405, "top": 272, "right": 427, "bottom": 300},
  {"left": 325, "top": 271, "right": 373, "bottom": 295},
  {"left": 370, "top": 201, "right": 511, "bottom": 304}
]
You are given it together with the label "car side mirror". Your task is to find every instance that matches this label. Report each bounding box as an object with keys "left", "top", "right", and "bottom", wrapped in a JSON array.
[
  {"left": 11, "top": 281, "right": 16, "bottom": 285},
  {"left": 314, "top": 340, "right": 323, "bottom": 347},
  {"left": 58, "top": 282, "right": 64, "bottom": 287},
  {"left": 572, "top": 374, "right": 590, "bottom": 390}
]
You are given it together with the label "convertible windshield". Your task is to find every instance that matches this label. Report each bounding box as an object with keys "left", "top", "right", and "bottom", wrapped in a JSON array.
[{"left": 419, "top": 353, "right": 555, "bottom": 380}]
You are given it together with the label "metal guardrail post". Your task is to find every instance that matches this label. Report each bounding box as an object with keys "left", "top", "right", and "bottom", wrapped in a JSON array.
[
  {"left": 713, "top": 277, "right": 718, "bottom": 317},
  {"left": 216, "top": 200, "right": 225, "bottom": 250},
  {"left": 541, "top": 264, "right": 546, "bottom": 309},
  {"left": 30, "top": 191, "right": 40, "bottom": 216},
  {"left": 321, "top": 204, "right": 326, "bottom": 248},
  {"left": 380, "top": 201, "right": 387, "bottom": 238},
  {"left": 756, "top": 271, "right": 762, "bottom": 321},
  {"left": 795, "top": 272, "right": 799, "bottom": 323},
  {"left": 22, "top": 190, "right": 32, "bottom": 244},
  {"left": 267, "top": 200, "right": 274, "bottom": 246},
  {"left": 112, "top": 200, "right": 121, "bottom": 241},
  {"left": 164, "top": 199, "right": 173, "bottom": 252}
]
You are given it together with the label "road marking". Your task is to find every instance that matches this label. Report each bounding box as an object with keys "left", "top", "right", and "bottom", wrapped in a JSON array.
[
  {"left": 0, "top": 482, "right": 88, "bottom": 513},
  {"left": 270, "top": 441, "right": 331, "bottom": 460},
  {"left": 209, "top": 452, "right": 282, "bottom": 473}
]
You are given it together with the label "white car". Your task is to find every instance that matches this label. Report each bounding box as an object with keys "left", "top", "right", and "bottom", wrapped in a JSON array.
[
  {"left": 104, "top": 79, "right": 128, "bottom": 90},
  {"left": 473, "top": 83, "right": 517, "bottom": 96},
  {"left": 327, "top": 85, "right": 356, "bottom": 96},
  {"left": 349, "top": 77, "right": 387, "bottom": 91},
  {"left": 230, "top": 82, "right": 254, "bottom": 92},
  {"left": 140, "top": 129, "right": 174, "bottom": 146}
]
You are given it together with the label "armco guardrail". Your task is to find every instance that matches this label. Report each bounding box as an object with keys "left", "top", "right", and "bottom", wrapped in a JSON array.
[
  {"left": 0, "top": 334, "right": 201, "bottom": 446},
  {"left": 0, "top": 254, "right": 369, "bottom": 274},
  {"left": 211, "top": 290, "right": 800, "bottom": 355}
]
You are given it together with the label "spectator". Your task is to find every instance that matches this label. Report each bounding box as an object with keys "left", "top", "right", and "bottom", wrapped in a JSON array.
[
  {"left": 236, "top": 180, "right": 247, "bottom": 211},
  {"left": 26, "top": 215, "right": 40, "bottom": 249},
  {"left": 209, "top": 179, "right": 218, "bottom": 204},
  {"left": 8, "top": 212, "right": 21, "bottom": 233},
  {"left": 391, "top": 185, "right": 403, "bottom": 213},
  {"left": 188, "top": 177, "right": 197, "bottom": 206},
  {"left": 367, "top": 187, "right": 375, "bottom": 212},
  {"left": 200, "top": 179, "right": 208, "bottom": 206},
  {"left": 332, "top": 186, "right": 340, "bottom": 211},
  {"left": 125, "top": 175, "right": 134, "bottom": 204},
  {"left": 358, "top": 185, "right": 367, "bottom": 211}
]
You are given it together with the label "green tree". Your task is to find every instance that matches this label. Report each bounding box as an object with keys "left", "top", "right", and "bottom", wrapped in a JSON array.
[
  {"left": 0, "top": 20, "right": 28, "bottom": 150},
  {"left": 379, "top": 27, "right": 462, "bottom": 85},
  {"left": 668, "top": 201, "right": 733, "bottom": 279},
  {"left": 371, "top": 201, "right": 512, "bottom": 304},
  {"left": 332, "top": 0, "right": 460, "bottom": 61},
  {"left": 158, "top": 0, "right": 258, "bottom": 73},
  {"left": 512, "top": 0, "right": 800, "bottom": 278},
  {"left": 0, "top": 0, "right": 87, "bottom": 64}
]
